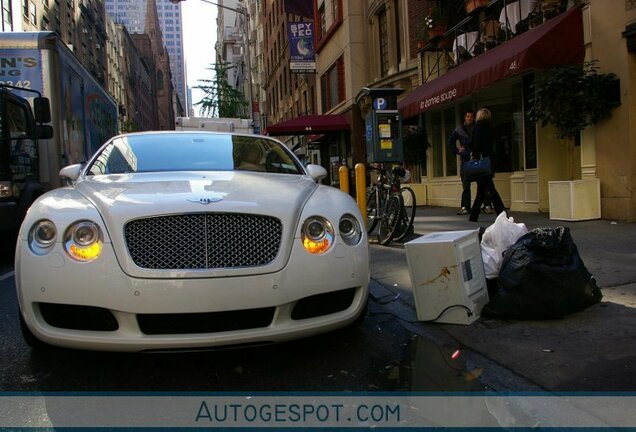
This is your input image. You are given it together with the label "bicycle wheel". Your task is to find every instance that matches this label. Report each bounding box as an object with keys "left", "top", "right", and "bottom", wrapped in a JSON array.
[
  {"left": 366, "top": 186, "right": 379, "bottom": 234},
  {"left": 393, "top": 187, "right": 417, "bottom": 242},
  {"left": 378, "top": 193, "right": 404, "bottom": 246}
]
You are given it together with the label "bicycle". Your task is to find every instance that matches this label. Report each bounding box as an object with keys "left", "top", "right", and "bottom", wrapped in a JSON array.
[
  {"left": 394, "top": 174, "right": 416, "bottom": 242},
  {"left": 366, "top": 165, "right": 416, "bottom": 245}
]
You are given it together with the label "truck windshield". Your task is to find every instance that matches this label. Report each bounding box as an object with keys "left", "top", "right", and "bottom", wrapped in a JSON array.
[
  {"left": 4, "top": 101, "right": 31, "bottom": 138},
  {"left": 3, "top": 101, "right": 37, "bottom": 180},
  {"left": 85, "top": 133, "right": 303, "bottom": 175}
]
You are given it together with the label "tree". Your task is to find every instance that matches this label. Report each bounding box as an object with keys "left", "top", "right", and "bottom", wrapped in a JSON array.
[
  {"left": 529, "top": 61, "right": 620, "bottom": 140},
  {"left": 120, "top": 119, "right": 138, "bottom": 133},
  {"left": 194, "top": 62, "right": 248, "bottom": 118}
]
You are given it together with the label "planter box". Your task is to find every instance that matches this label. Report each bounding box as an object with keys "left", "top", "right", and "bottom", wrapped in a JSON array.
[{"left": 548, "top": 179, "right": 601, "bottom": 221}]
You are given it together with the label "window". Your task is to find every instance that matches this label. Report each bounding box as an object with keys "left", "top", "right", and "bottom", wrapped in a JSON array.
[
  {"left": 444, "top": 107, "right": 456, "bottom": 176},
  {"left": 431, "top": 111, "right": 443, "bottom": 177},
  {"left": 522, "top": 75, "right": 536, "bottom": 169},
  {"left": 29, "top": 0, "right": 36, "bottom": 25},
  {"left": 317, "top": 0, "right": 340, "bottom": 42},
  {"left": 330, "top": 0, "right": 338, "bottom": 27},
  {"left": 394, "top": 0, "right": 401, "bottom": 65},
  {"left": 157, "top": 70, "right": 164, "bottom": 90},
  {"left": 1, "top": 0, "right": 13, "bottom": 31},
  {"left": 320, "top": 57, "right": 344, "bottom": 112},
  {"left": 378, "top": 8, "right": 388, "bottom": 77},
  {"left": 318, "top": 2, "right": 326, "bottom": 36}
]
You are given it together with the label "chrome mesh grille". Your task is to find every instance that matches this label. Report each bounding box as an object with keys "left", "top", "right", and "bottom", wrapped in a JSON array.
[{"left": 124, "top": 213, "right": 282, "bottom": 269}]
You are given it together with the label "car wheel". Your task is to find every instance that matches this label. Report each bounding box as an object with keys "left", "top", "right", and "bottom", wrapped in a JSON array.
[{"left": 19, "top": 313, "right": 50, "bottom": 350}]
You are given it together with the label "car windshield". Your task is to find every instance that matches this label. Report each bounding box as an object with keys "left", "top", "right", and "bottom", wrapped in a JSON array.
[{"left": 85, "top": 133, "right": 303, "bottom": 175}]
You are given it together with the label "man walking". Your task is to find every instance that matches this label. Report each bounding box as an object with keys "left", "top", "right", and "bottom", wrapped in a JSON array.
[{"left": 448, "top": 110, "right": 475, "bottom": 215}]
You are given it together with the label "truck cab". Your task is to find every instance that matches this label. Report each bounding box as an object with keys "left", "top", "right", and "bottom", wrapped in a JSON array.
[{"left": 0, "top": 85, "right": 53, "bottom": 237}]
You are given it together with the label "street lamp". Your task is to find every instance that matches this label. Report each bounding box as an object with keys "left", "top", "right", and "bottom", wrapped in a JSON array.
[{"left": 171, "top": 0, "right": 255, "bottom": 130}]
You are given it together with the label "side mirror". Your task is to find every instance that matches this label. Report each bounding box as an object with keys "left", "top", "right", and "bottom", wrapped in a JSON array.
[
  {"left": 36, "top": 125, "right": 54, "bottom": 140},
  {"left": 59, "top": 164, "right": 83, "bottom": 182},
  {"left": 34, "top": 97, "right": 51, "bottom": 123},
  {"left": 305, "top": 164, "right": 327, "bottom": 182}
]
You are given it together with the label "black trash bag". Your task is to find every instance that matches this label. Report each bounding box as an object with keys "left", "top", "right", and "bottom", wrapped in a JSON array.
[{"left": 482, "top": 226, "right": 602, "bottom": 319}]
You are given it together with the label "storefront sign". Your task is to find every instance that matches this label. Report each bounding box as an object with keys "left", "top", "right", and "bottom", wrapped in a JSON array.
[{"left": 420, "top": 88, "right": 458, "bottom": 110}]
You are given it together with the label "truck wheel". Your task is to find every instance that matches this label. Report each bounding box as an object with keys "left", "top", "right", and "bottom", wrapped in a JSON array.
[{"left": 19, "top": 313, "right": 50, "bottom": 350}]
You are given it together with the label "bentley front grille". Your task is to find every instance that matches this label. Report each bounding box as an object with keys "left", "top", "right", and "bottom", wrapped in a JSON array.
[{"left": 124, "top": 213, "right": 283, "bottom": 270}]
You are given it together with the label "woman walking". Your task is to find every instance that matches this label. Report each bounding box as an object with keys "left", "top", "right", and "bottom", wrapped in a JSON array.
[{"left": 468, "top": 108, "right": 506, "bottom": 222}]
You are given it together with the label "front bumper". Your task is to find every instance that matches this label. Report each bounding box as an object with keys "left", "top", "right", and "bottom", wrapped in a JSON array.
[{"left": 15, "top": 238, "right": 369, "bottom": 352}]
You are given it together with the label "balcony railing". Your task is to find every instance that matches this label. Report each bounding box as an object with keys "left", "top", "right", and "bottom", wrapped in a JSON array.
[{"left": 419, "top": 0, "right": 568, "bottom": 83}]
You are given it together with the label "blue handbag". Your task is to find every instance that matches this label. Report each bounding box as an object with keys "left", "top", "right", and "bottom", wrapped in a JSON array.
[{"left": 463, "top": 156, "right": 492, "bottom": 181}]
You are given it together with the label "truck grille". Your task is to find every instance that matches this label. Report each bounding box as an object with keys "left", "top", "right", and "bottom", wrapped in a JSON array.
[{"left": 124, "top": 213, "right": 283, "bottom": 270}]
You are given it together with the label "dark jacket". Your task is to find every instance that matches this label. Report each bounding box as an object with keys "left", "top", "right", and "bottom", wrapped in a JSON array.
[
  {"left": 447, "top": 123, "right": 473, "bottom": 162},
  {"left": 471, "top": 119, "right": 495, "bottom": 158}
]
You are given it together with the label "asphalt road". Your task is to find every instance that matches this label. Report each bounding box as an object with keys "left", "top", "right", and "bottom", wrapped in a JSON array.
[{"left": 0, "top": 248, "right": 487, "bottom": 394}]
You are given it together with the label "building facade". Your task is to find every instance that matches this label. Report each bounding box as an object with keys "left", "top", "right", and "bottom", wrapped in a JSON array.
[
  {"left": 116, "top": 23, "right": 157, "bottom": 132},
  {"left": 11, "top": 0, "right": 109, "bottom": 87},
  {"left": 131, "top": 0, "right": 175, "bottom": 130},
  {"left": 4, "top": 0, "right": 166, "bottom": 133},
  {"left": 255, "top": 0, "right": 636, "bottom": 221},
  {"left": 105, "top": 0, "right": 187, "bottom": 113},
  {"left": 583, "top": 0, "right": 636, "bottom": 220},
  {"left": 396, "top": 0, "right": 636, "bottom": 222}
]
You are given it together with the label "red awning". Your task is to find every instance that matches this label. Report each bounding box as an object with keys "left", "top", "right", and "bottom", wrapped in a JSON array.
[
  {"left": 266, "top": 114, "right": 349, "bottom": 136},
  {"left": 398, "top": 7, "right": 584, "bottom": 119}
]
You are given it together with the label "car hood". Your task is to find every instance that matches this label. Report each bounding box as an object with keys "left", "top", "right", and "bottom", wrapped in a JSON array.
[
  {"left": 76, "top": 171, "right": 316, "bottom": 218},
  {"left": 75, "top": 171, "right": 318, "bottom": 278}
]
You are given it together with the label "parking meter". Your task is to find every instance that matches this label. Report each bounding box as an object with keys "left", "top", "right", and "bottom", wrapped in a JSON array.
[{"left": 365, "top": 109, "right": 403, "bottom": 163}]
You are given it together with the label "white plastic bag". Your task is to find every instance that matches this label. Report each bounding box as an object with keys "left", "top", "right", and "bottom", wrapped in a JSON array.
[{"left": 481, "top": 212, "right": 528, "bottom": 279}]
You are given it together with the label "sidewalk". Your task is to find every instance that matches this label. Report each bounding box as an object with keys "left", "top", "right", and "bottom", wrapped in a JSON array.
[{"left": 368, "top": 206, "right": 636, "bottom": 392}]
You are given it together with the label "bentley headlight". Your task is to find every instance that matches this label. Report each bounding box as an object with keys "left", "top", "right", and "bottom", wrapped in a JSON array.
[
  {"left": 339, "top": 214, "right": 362, "bottom": 246},
  {"left": 28, "top": 219, "right": 57, "bottom": 254},
  {"left": 64, "top": 221, "right": 103, "bottom": 261},
  {"left": 301, "top": 216, "right": 334, "bottom": 254}
]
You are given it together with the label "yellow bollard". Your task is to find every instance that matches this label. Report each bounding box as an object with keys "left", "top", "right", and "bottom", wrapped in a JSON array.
[
  {"left": 355, "top": 163, "right": 367, "bottom": 227},
  {"left": 338, "top": 165, "right": 349, "bottom": 194}
]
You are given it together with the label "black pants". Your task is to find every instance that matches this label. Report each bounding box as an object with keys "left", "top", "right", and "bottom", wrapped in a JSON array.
[
  {"left": 470, "top": 176, "right": 505, "bottom": 220},
  {"left": 460, "top": 171, "right": 472, "bottom": 209},
  {"left": 461, "top": 163, "right": 491, "bottom": 209}
]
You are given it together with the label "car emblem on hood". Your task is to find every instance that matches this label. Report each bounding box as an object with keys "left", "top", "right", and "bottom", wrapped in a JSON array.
[{"left": 188, "top": 197, "right": 223, "bottom": 204}]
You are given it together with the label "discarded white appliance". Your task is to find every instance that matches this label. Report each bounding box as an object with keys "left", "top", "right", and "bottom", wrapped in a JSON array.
[{"left": 405, "top": 230, "right": 489, "bottom": 325}]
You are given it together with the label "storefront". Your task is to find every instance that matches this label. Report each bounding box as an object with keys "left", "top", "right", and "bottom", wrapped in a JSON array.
[
  {"left": 398, "top": 7, "right": 584, "bottom": 213},
  {"left": 265, "top": 113, "right": 351, "bottom": 186}
]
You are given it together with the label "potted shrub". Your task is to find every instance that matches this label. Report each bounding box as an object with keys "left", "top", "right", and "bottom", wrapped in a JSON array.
[
  {"left": 541, "top": 0, "right": 566, "bottom": 19},
  {"left": 419, "top": 1, "right": 456, "bottom": 48},
  {"left": 464, "top": 0, "right": 489, "bottom": 14},
  {"left": 529, "top": 61, "right": 620, "bottom": 140}
]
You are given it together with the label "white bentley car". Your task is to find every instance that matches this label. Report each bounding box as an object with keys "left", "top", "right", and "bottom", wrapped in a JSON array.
[{"left": 16, "top": 132, "right": 369, "bottom": 352}]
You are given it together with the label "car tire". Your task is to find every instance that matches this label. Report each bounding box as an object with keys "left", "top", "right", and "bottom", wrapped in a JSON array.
[{"left": 19, "top": 313, "right": 50, "bottom": 350}]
